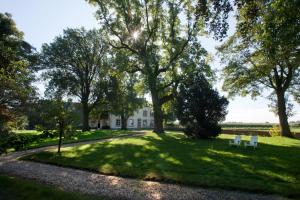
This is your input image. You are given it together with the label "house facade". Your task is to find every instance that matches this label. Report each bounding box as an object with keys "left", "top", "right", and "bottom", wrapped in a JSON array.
[{"left": 89, "top": 106, "right": 154, "bottom": 129}]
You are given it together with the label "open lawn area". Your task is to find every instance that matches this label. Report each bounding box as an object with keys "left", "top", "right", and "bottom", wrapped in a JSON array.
[
  {"left": 24, "top": 131, "right": 300, "bottom": 198},
  {"left": 12, "top": 129, "right": 139, "bottom": 149},
  {"left": 0, "top": 174, "right": 103, "bottom": 200}
]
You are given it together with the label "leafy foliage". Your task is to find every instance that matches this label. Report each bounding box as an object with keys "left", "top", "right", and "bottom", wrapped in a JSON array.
[
  {"left": 0, "top": 13, "right": 37, "bottom": 132},
  {"left": 87, "top": 0, "right": 232, "bottom": 133},
  {"left": 27, "top": 99, "right": 81, "bottom": 130},
  {"left": 175, "top": 71, "right": 228, "bottom": 138},
  {"left": 269, "top": 125, "right": 281, "bottom": 137},
  {"left": 108, "top": 72, "right": 145, "bottom": 129},
  {"left": 40, "top": 28, "right": 109, "bottom": 131},
  {"left": 218, "top": 0, "right": 300, "bottom": 137},
  {"left": 36, "top": 98, "right": 78, "bottom": 153},
  {"left": 0, "top": 131, "right": 40, "bottom": 154}
]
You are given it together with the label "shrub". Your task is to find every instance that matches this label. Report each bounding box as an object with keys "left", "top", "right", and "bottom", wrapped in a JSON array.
[
  {"left": 40, "top": 130, "right": 55, "bottom": 138},
  {"left": 0, "top": 130, "right": 13, "bottom": 154},
  {"left": 10, "top": 133, "right": 39, "bottom": 151},
  {"left": 175, "top": 71, "right": 229, "bottom": 139},
  {"left": 64, "top": 125, "right": 76, "bottom": 139},
  {"left": 102, "top": 125, "right": 110, "bottom": 129},
  {"left": 269, "top": 125, "right": 281, "bottom": 137},
  {"left": 0, "top": 131, "right": 41, "bottom": 154}
]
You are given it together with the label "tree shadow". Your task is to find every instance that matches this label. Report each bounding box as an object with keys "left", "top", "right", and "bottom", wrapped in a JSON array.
[{"left": 25, "top": 132, "right": 300, "bottom": 198}]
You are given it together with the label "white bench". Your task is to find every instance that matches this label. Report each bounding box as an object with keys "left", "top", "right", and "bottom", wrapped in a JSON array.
[
  {"left": 244, "top": 135, "right": 258, "bottom": 148},
  {"left": 229, "top": 135, "right": 242, "bottom": 147}
]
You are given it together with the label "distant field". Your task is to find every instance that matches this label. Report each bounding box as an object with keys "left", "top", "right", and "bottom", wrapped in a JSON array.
[{"left": 221, "top": 124, "right": 300, "bottom": 133}]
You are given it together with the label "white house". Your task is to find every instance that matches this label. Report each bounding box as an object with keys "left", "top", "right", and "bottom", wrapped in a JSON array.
[{"left": 89, "top": 106, "right": 154, "bottom": 129}]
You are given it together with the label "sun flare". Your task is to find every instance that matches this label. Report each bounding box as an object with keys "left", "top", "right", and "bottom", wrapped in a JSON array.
[{"left": 132, "top": 31, "right": 139, "bottom": 40}]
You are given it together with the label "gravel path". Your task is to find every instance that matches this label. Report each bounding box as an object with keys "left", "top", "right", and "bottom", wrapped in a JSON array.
[{"left": 0, "top": 133, "right": 288, "bottom": 200}]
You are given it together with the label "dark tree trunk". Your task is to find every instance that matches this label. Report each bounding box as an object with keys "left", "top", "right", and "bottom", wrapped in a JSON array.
[
  {"left": 151, "top": 92, "right": 164, "bottom": 133},
  {"left": 144, "top": 60, "right": 165, "bottom": 133},
  {"left": 276, "top": 90, "right": 293, "bottom": 137},
  {"left": 58, "top": 121, "right": 64, "bottom": 153},
  {"left": 121, "top": 113, "right": 127, "bottom": 130},
  {"left": 82, "top": 101, "right": 90, "bottom": 132}
]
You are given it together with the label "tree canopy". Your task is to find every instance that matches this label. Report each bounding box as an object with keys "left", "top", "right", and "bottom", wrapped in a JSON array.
[
  {"left": 0, "top": 13, "right": 37, "bottom": 132},
  {"left": 40, "top": 28, "right": 109, "bottom": 131},
  {"left": 218, "top": 0, "right": 300, "bottom": 137},
  {"left": 175, "top": 69, "right": 228, "bottom": 138},
  {"left": 108, "top": 72, "right": 145, "bottom": 129},
  {"left": 87, "top": 0, "right": 232, "bottom": 133}
]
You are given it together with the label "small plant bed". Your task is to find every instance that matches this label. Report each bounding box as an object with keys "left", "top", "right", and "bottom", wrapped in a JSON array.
[
  {"left": 0, "top": 173, "right": 104, "bottom": 200},
  {"left": 24, "top": 131, "right": 300, "bottom": 198}
]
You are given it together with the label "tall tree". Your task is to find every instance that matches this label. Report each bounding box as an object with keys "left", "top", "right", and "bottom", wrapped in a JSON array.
[
  {"left": 218, "top": 0, "right": 300, "bottom": 137},
  {"left": 0, "top": 13, "right": 37, "bottom": 132},
  {"left": 109, "top": 73, "right": 145, "bottom": 129},
  {"left": 87, "top": 0, "right": 232, "bottom": 133},
  {"left": 175, "top": 69, "right": 228, "bottom": 139},
  {"left": 41, "top": 28, "right": 108, "bottom": 131}
]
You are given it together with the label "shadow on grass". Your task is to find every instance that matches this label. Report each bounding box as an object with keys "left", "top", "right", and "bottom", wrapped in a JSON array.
[{"left": 24, "top": 132, "right": 300, "bottom": 198}]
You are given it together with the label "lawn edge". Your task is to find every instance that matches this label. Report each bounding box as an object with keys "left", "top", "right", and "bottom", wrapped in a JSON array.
[{"left": 21, "top": 154, "right": 299, "bottom": 199}]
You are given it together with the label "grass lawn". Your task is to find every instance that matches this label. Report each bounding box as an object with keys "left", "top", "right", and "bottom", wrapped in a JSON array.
[
  {"left": 13, "top": 129, "right": 139, "bottom": 149},
  {"left": 0, "top": 174, "right": 104, "bottom": 200},
  {"left": 23, "top": 131, "right": 300, "bottom": 198}
]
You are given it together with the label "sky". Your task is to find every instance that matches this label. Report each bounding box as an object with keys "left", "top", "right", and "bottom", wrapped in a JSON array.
[{"left": 1, "top": 0, "right": 300, "bottom": 123}]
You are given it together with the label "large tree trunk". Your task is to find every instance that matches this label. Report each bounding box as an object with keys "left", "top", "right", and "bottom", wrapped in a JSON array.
[
  {"left": 145, "top": 60, "right": 164, "bottom": 133},
  {"left": 82, "top": 101, "right": 90, "bottom": 132},
  {"left": 151, "top": 91, "right": 164, "bottom": 133},
  {"left": 276, "top": 90, "right": 293, "bottom": 137},
  {"left": 121, "top": 113, "right": 127, "bottom": 130}
]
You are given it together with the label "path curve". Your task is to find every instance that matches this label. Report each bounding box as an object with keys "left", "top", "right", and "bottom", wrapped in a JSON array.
[{"left": 0, "top": 133, "right": 288, "bottom": 200}]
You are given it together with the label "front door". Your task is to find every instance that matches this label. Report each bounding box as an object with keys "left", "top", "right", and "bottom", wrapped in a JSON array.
[{"left": 137, "top": 119, "right": 141, "bottom": 128}]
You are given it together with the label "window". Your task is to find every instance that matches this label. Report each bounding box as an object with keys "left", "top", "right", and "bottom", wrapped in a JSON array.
[
  {"left": 116, "top": 119, "right": 121, "bottom": 127},
  {"left": 137, "top": 119, "right": 141, "bottom": 128},
  {"left": 143, "top": 119, "right": 147, "bottom": 127},
  {"left": 143, "top": 110, "right": 148, "bottom": 117},
  {"left": 129, "top": 119, "right": 134, "bottom": 127}
]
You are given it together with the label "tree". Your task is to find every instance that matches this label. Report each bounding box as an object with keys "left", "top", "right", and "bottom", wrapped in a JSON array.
[
  {"left": 38, "top": 97, "right": 77, "bottom": 153},
  {"left": 109, "top": 73, "right": 145, "bottom": 129},
  {"left": 162, "top": 100, "right": 177, "bottom": 126},
  {"left": 218, "top": 0, "right": 300, "bottom": 137},
  {"left": 41, "top": 28, "right": 108, "bottom": 131},
  {"left": 27, "top": 99, "right": 81, "bottom": 130},
  {"left": 87, "top": 0, "right": 232, "bottom": 133},
  {"left": 175, "top": 70, "right": 228, "bottom": 138},
  {"left": 0, "top": 13, "right": 37, "bottom": 133}
]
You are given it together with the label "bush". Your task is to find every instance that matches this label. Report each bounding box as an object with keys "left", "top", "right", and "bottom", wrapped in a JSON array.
[
  {"left": 10, "top": 133, "right": 39, "bottom": 151},
  {"left": 64, "top": 125, "right": 76, "bottom": 139},
  {"left": 102, "top": 125, "right": 110, "bottom": 129},
  {"left": 40, "top": 130, "right": 55, "bottom": 138},
  {"left": 175, "top": 71, "right": 229, "bottom": 139},
  {"left": 0, "top": 130, "right": 12, "bottom": 154},
  {"left": 184, "top": 123, "right": 222, "bottom": 139},
  {"left": 0, "top": 131, "right": 41, "bottom": 154},
  {"left": 269, "top": 125, "right": 281, "bottom": 137}
]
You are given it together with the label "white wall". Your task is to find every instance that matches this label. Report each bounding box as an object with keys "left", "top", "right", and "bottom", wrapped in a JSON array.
[{"left": 110, "top": 106, "right": 154, "bottom": 129}]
